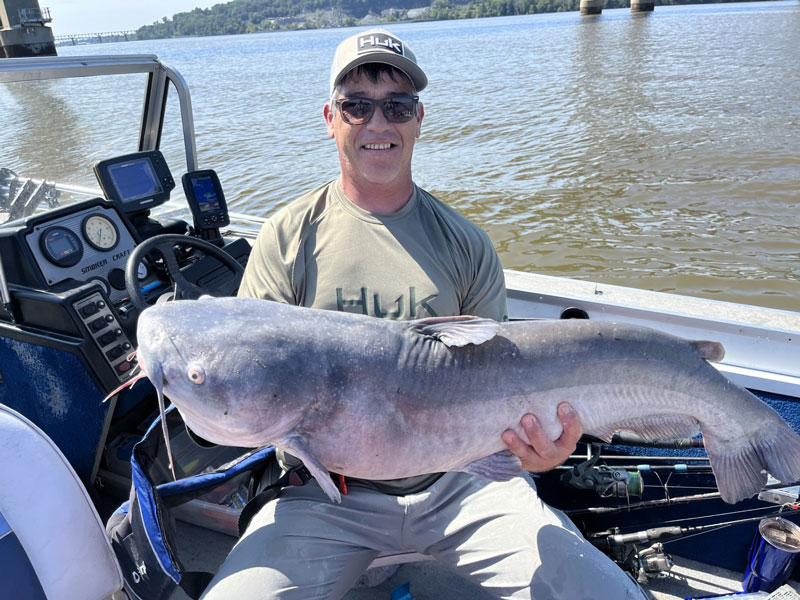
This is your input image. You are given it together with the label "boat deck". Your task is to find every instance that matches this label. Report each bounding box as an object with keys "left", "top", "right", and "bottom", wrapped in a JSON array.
[{"left": 171, "top": 521, "right": 800, "bottom": 600}]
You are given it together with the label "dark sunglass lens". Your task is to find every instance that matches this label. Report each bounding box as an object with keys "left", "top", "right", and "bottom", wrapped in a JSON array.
[
  {"left": 340, "top": 98, "right": 374, "bottom": 124},
  {"left": 383, "top": 98, "right": 415, "bottom": 123}
]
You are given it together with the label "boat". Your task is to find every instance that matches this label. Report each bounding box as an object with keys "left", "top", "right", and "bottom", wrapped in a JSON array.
[{"left": 1, "top": 54, "right": 800, "bottom": 600}]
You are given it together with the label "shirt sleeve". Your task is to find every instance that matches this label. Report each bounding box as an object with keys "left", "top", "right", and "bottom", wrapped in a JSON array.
[
  {"left": 237, "top": 219, "right": 297, "bottom": 303},
  {"left": 461, "top": 228, "right": 508, "bottom": 322}
]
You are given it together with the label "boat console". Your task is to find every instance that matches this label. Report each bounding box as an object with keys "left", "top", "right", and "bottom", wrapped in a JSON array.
[{"left": 0, "top": 142, "right": 250, "bottom": 489}]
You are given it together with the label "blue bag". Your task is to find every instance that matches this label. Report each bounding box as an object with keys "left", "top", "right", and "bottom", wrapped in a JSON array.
[{"left": 106, "top": 407, "right": 277, "bottom": 600}]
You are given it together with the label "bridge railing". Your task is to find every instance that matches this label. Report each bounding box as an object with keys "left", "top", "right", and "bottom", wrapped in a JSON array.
[
  {"left": 53, "top": 31, "right": 138, "bottom": 46},
  {"left": 19, "top": 7, "right": 52, "bottom": 26}
]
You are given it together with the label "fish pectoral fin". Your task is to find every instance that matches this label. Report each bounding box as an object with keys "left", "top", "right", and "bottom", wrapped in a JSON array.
[
  {"left": 589, "top": 414, "right": 701, "bottom": 444},
  {"left": 462, "top": 451, "right": 522, "bottom": 481},
  {"left": 278, "top": 434, "right": 341, "bottom": 504},
  {"left": 411, "top": 315, "right": 501, "bottom": 347}
]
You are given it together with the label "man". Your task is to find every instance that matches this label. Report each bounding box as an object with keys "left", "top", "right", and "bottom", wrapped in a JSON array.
[{"left": 203, "top": 28, "right": 647, "bottom": 599}]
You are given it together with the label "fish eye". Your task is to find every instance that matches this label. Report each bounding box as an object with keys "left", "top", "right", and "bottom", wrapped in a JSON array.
[{"left": 187, "top": 364, "right": 206, "bottom": 385}]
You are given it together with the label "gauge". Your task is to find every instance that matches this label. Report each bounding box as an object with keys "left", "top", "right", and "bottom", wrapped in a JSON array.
[
  {"left": 88, "top": 277, "right": 109, "bottom": 294},
  {"left": 137, "top": 262, "right": 149, "bottom": 281},
  {"left": 39, "top": 226, "right": 83, "bottom": 268},
  {"left": 82, "top": 214, "right": 119, "bottom": 251}
]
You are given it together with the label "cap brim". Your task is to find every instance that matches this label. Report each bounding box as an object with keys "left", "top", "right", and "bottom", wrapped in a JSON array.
[{"left": 334, "top": 54, "right": 428, "bottom": 93}]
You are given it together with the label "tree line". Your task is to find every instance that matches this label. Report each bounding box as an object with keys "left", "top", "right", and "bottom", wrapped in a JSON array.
[{"left": 135, "top": 0, "right": 765, "bottom": 39}]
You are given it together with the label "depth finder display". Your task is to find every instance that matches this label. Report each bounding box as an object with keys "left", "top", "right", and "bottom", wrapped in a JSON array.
[
  {"left": 191, "top": 175, "right": 221, "bottom": 213},
  {"left": 108, "top": 158, "right": 163, "bottom": 202},
  {"left": 94, "top": 150, "right": 175, "bottom": 215},
  {"left": 182, "top": 169, "right": 229, "bottom": 230}
]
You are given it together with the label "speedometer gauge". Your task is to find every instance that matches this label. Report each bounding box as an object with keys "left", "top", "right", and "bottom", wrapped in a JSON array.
[{"left": 82, "top": 214, "right": 119, "bottom": 251}]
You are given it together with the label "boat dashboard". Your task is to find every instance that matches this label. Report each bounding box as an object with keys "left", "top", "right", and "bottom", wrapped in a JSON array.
[
  {"left": 0, "top": 56, "right": 260, "bottom": 494},
  {"left": 0, "top": 149, "right": 250, "bottom": 422}
]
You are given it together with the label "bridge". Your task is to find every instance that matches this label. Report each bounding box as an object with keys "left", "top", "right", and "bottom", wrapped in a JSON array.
[{"left": 54, "top": 31, "right": 138, "bottom": 46}]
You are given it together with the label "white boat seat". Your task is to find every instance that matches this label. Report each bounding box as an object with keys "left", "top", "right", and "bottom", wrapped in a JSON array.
[{"left": 0, "top": 403, "right": 125, "bottom": 600}]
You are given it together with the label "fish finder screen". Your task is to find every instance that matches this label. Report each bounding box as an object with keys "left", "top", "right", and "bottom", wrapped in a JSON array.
[
  {"left": 190, "top": 175, "right": 221, "bottom": 213},
  {"left": 108, "top": 158, "right": 163, "bottom": 202}
]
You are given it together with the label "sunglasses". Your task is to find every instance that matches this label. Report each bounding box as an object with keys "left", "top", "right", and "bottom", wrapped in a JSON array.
[{"left": 334, "top": 95, "right": 419, "bottom": 125}]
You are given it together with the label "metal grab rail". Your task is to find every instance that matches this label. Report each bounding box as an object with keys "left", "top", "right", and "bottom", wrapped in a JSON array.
[{"left": 0, "top": 55, "right": 198, "bottom": 173}]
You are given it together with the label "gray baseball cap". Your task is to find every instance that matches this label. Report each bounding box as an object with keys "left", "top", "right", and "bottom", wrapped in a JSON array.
[{"left": 329, "top": 28, "right": 428, "bottom": 95}]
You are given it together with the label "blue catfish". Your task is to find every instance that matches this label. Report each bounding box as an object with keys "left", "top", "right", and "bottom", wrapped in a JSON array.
[{"left": 134, "top": 296, "right": 800, "bottom": 504}]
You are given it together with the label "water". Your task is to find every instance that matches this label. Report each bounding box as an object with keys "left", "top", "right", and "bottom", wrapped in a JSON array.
[{"left": 2, "top": 1, "right": 799, "bottom": 311}]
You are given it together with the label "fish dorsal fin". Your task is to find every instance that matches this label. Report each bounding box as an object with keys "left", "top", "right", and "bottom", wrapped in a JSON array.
[
  {"left": 411, "top": 315, "right": 500, "bottom": 347},
  {"left": 692, "top": 340, "right": 725, "bottom": 362}
]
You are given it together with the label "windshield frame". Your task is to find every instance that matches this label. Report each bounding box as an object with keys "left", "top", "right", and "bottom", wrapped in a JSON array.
[{"left": 0, "top": 54, "right": 198, "bottom": 172}]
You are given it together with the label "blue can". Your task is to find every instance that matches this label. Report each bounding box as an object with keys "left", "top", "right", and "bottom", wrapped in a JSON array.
[{"left": 742, "top": 517, "right": 800, "bottom": 593}]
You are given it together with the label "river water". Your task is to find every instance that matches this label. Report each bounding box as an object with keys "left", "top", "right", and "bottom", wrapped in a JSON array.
[{"left": 3, "top": 2, "right": 799, "bottom": 310}]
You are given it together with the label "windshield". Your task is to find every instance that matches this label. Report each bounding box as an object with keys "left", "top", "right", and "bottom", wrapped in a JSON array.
[{"left": 0, "top": 70, "right": 189, "bottom": 225}]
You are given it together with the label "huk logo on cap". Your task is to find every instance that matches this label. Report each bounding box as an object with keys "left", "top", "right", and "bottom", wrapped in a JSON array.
[{"left": 357, "top": 33, "right": 404, "bottom": 56}]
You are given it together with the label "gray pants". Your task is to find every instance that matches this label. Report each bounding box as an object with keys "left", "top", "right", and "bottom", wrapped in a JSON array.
[{"left": 201, "top": 471, "right": 648, "bottom": 600}]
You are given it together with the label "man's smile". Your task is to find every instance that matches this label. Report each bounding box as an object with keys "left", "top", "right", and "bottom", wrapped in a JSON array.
[{"left": 362, "top": 143, "right": 395, "bottom": 150}]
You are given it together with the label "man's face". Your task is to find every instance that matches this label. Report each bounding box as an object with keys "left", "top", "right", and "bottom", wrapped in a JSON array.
[{"left": 324, "top": 70, "right": 424, "bottom": 195}]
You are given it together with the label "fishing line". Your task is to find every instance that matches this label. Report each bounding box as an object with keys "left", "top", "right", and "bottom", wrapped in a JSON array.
[
  {"left": 640, "top": 504, "right": 790, "bottom": 529},
  {"left": 660, "top": 511, "right": 796, "bottom": 546},
  {"left": 643, "top": 485, "right": 720, "bottom": 491},
  {"left": 593, "top": 455, "right": 711, "bottom": 462}
]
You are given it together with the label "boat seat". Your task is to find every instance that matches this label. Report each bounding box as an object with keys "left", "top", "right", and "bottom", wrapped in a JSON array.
[{"left": 0, "top": 403, "right": 125, "bottom": 600}]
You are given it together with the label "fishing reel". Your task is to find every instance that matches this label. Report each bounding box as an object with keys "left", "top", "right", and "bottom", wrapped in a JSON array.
[
  {"left": 634, "top": 543, "right": 673, "bottom": 581},
  {"left": 589, "top": 528, "right": 674, "bottom": 582},
  {"left": 561, "top": 452, "right": 644, "bottom": 498}
]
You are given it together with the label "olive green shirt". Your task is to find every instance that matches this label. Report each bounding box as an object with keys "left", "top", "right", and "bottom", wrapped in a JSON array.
[
  {"left": 238, "top": 179, "right": 507, "bottom": 321},
  {"left": 238, "top": 179, "right": 508, "bottom": 493}
]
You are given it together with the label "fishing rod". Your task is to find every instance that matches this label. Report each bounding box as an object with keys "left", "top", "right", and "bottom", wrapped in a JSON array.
[
  {"left": 559, "top": 441, "right": 714, "bottom": 499},
  {"left": 558, "top": 441, "right": 800, "bottom": 514},
  {"left": 556, "top": 438, "right": 800, "bottom": 579},
  {"left": 565, "top": 479, "right": 800, "bottom": 517},
  {"left": 557, "top": 458, "right": 713, "bottom": 498},
  {"left": 586, "top": 509, "right": 800, "bottom": 581},
  {"left": 608, "top": 432, "right": 705, "bottom": 450},
  {"left": 589, "top": 511, "right": 790, "bottom": 549},
  {"left": 571, "top": 436, "right": 710, "bottom": 465},
  {"left": 565, "top": 489, "right": 721, "bottom": 516}
]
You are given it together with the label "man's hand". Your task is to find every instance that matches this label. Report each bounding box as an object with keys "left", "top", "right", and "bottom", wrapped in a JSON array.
[{"left": 501, "top": 403, "right": 582, "bottom": 473}]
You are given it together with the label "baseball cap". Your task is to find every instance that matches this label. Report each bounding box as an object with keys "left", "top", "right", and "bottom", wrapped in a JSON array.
[{"left": 329, "top": 28, "right": 428, "bottom": 95}]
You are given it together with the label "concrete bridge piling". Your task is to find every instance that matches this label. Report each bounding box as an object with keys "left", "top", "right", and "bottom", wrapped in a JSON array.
[
  {"left": 580, "top": 0, "right": 604, "bottom": 15},
  {"left": 580, "top": 0, "right": 657, "bottom": 15},
  {"left": 0, "top": 0, "right": 55, "bottom": 57},
  {"left": 630, "top": 0, "right": 656, "bottom": 12}
]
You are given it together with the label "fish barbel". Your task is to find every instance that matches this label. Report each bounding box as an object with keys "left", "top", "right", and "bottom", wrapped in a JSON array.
[{"left": 134, "top": 296, "right": 800, "bottom": 504}]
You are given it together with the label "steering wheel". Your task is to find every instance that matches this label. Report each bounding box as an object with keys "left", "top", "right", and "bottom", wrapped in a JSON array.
[{"left": 125, "top": 233, "right": 244, "bottom": 312}]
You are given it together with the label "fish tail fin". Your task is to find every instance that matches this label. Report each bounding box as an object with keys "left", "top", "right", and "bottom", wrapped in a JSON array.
[
  {"left": 758, "top": 422, "right": 800, "bottom": 484},
  {"left": 704, "top": 421, "right": 800, "bottom": 504}
]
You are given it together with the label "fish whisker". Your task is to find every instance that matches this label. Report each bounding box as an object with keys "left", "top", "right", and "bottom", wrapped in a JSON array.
[{"left": 103, "top": 369, "right": 148, "bottom": 403}]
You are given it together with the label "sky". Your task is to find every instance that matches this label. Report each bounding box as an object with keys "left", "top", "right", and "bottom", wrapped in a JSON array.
[{"left": 44, "top": 0, "right": 222, "bottom": 36}]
